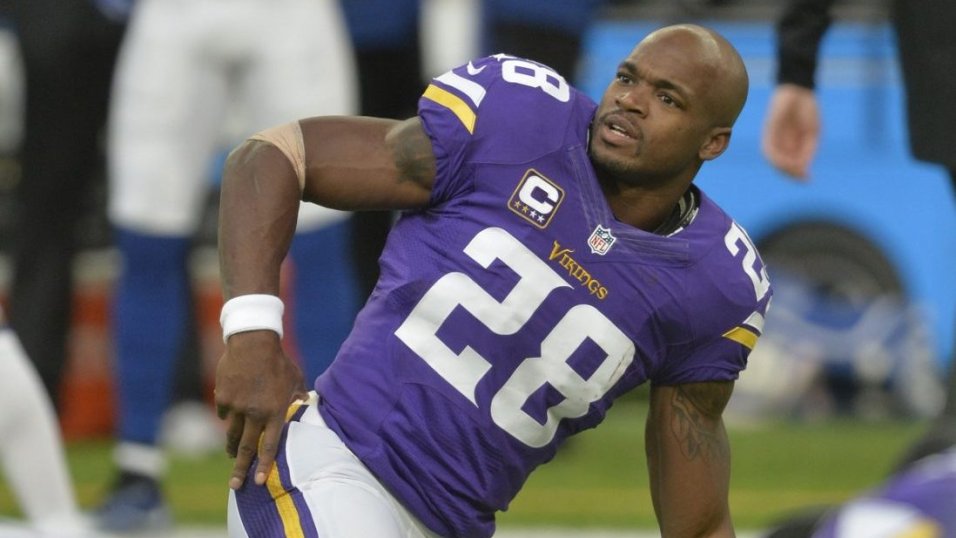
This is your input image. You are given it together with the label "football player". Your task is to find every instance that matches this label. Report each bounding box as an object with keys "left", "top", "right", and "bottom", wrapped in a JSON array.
[{"left": 216, "top": 23, "right": 769, "bottom": 538}]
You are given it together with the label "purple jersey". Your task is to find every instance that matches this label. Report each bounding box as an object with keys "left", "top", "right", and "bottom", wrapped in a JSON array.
[
  {"left": 812, "top": 449, "right": 956, "bottom": 537},
  {"left": 315, "top": 55, "right": 772, "bottom": 538}
]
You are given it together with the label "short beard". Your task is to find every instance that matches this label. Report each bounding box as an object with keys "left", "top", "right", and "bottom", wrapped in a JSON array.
[{"left": 588, "top": 144, "right": 641, "bottom": 186}]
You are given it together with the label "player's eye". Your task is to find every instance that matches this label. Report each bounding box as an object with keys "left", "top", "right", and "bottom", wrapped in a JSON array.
[{"left": 658, "top": 93, "right": 679, "bottom": 108}]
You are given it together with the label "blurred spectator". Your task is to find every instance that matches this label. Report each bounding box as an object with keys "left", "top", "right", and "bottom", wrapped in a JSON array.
[
  {"left": 4, "top": 0, "right": 125, "bottom": 409},
  {"left": 482, "top": 0, "right": 604, "bottom": 81},
  {"left": 0, "top": 307, "right": 91, "bottom": 538},
  {"left": 761, "top": 0, "right": 955, "bottom": 427},
  {"left": 759, "top": 3, "right": 956, "bottom": 535},
  {"left": 762, "top": 0, "right": 956, "bottom": 194},
  {"left": 97, "top": 0, "right": 359, "bottom": 532},
  {"left": 340, "top": 0, "right": 427, "bottom": 298}
]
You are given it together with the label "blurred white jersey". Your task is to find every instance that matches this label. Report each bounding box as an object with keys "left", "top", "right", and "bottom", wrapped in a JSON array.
[{"left": 108, "top": 0, "right": 357, "bottom": 235}]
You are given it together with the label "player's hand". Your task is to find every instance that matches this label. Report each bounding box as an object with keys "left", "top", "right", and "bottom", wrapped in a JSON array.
[
  {"left": 761, "top": 83, "right": 821, "bottom": 180},
  {"left": 214, "top": 330, "right": 307, "bottom": 490}
]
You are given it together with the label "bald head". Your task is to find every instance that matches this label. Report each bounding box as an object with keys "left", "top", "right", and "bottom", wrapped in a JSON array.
[
  {"left": 636, "top": 24, "right": 749, "bottom": 126},
  {"left": 588, "top": 23, "right": 751, "bottom": 193}
]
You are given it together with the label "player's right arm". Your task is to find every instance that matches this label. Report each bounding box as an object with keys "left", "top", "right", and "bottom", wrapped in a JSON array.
[{"left": 214, "top": 116, "right": 436, "bottom": 490}]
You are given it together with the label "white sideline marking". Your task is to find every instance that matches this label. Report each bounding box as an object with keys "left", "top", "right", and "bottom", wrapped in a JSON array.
[{"left": 152, "top": 527, "right": 763, "bottom": 538}]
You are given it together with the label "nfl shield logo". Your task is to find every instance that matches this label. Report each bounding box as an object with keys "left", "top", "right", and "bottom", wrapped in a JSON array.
[{"left": 587, "top": 225, "right": 616, "bottom": 255}]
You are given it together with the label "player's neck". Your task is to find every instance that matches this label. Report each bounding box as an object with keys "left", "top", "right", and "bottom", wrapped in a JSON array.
[{"left": 600, "top": 178, "right": 694, "bottom": 234}]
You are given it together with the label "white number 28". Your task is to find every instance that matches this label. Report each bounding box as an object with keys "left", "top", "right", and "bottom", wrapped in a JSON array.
[{"left": 394, "top": 227, "right": 634, "bottom": 447}]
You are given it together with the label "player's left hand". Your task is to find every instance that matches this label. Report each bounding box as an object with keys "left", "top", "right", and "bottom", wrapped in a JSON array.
[{"left": 214, "top": 330, "right": 307, "bottom": 489}]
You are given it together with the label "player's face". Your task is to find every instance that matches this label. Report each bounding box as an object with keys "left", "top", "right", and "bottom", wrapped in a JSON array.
[{"left": 589, "top": 33, "right": 720, "bottom": 186}]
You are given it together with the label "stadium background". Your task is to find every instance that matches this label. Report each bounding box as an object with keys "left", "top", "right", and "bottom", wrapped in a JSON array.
[{"left": 0, "top": 0, "right": 953, "bottom": 534}]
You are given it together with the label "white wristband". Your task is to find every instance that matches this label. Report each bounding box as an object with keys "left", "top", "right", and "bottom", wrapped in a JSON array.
[{"left": 220, "top": 294, "right": 284, "bottom": 343}]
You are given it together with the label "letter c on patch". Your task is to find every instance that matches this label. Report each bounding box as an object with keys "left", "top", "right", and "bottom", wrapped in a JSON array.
[{"left": 518, "top": 175, "right": 559, "bottom": 215}]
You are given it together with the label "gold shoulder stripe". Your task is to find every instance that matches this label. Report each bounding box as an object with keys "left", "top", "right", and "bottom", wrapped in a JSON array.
[
  {"left": 423, "top": 84, "right": 476, "bottom": 134},
  {"left": 722, "top": 326, "right": 759, "bottom": 350}
]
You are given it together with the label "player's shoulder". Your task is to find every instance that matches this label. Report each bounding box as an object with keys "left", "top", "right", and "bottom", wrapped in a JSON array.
[
  {"left": 689, "top": 189, "right": 763, "bottom": 263},
  {"left": 683, "top": 189, "right": 772, "bottom": 314},
  {"left": 420, "top": 54, "right": 595, "bottom": 146},
  {"left": 431, "top": 53, "right": 576, "bottom": 101},
  {"left": 655, "top": 192, "right": 772, "bottom": 364}
]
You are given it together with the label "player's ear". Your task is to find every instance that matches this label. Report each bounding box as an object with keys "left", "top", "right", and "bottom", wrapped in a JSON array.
[{"left": 699, "top": 127, "right": 732, "bottom": 161}]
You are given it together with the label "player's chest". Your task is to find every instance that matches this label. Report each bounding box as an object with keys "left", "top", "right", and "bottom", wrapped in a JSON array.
[{"left": 436, "top": 173, "right": 685, "bottom": 341}]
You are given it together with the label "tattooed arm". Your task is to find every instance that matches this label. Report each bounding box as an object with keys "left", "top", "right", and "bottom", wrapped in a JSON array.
[
  {"left": 646, "top": 381, "right": 736, "bottom": 537},
  {"left": 215, "top": 116, "right": 436, "bottom": 489}
]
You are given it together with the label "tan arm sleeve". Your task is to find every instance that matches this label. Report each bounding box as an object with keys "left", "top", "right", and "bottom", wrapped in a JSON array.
[{"left": 249, "top": 121, "right": 307, "bottom": 191}]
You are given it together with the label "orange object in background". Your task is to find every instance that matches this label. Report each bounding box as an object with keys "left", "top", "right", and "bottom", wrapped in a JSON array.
[
  {"left": 59, "top": 279, "right": 115, "bottom": 439},
  {"left": 0, "top": 248, "right": 299, "bottom": 441},
  {"left": 6, "top": 266, "right": 226, "bottom": 441}
]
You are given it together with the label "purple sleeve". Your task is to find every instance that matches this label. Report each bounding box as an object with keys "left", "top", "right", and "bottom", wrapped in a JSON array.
[
  {"left": 416, "top": 56, "right": 504, "bottom": 206},
  {"left": 417, "top": 94, "right": 470, "bottom": 206},
  {"left": 416, "top": 55, "right": 584, "bottom": 207},
  {"left": 651, "top": 216, "right": 772, "bottom": 385},
  {"left": 654, "top": 291, "right": 769, "bottom": 385},
  {"left": 653, "top": 335, "right": 752, "bottom": 386}
]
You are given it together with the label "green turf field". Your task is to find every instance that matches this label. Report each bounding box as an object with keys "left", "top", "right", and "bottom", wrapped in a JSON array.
[{"left": 0, "top": 397, "right": 927, "bottom": 531}]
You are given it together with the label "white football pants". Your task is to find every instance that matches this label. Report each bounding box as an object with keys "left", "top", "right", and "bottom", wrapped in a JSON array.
[
  {"left": 227, "top": 393, "right": 440, "bottom": 538},
  {"left": 108, "top": 0, "right": 357, "bottom": 235}
]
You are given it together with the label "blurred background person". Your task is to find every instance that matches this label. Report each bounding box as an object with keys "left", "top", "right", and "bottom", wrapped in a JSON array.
[
  {"left": 758, "top": 1, "right": 956, "bottom": 534},
  {"left": 0, "top": 307, "right": 92, "bottom": 538},
  {"left": 761, "top": 0, "right": 955, "bottom": 455},
  {"left": 481, "top": 0, "right": 603, "bottom": 82},
  {"left": 97, "top": 0, "right": 360, "bottom": 532},
  {"left": 4, "top": 0, "right": 125, "bottom": 411},
  {"left": 762, "top": 0, "right": 956, "bottom": 194},
  {"left": 340, "top": 0, "right": 428, "bottom": 299},
  {"left": 0, "top": 0, "right": 211, "bottom": 468}
]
